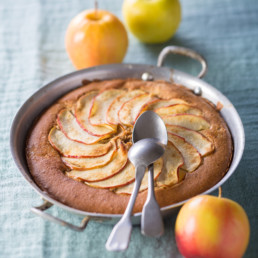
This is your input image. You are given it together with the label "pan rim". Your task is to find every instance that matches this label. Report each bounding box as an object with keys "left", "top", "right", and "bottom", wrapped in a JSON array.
[{"left": 10, "top": 63, "right": 245, "bottom": 218}]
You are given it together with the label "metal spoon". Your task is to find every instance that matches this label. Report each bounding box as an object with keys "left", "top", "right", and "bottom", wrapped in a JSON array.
[
  {"left": 133, "top": 111, "right": 167, "bottom": 237},
  {"left": 105, "top": 138, "right": 165, "bottom": 251}
]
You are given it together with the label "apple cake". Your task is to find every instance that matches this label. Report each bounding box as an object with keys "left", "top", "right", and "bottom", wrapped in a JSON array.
[{"left": 26, "top": 79, "right": 233, "bottom": 214}]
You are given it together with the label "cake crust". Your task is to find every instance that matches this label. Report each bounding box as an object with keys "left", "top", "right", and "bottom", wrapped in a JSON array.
[{"left": 26, "top": 79, "right": 233, "bottom": 214}]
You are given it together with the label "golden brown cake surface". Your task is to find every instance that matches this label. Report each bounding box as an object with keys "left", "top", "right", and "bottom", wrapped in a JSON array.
[{"left": 26, "top": 79, "right": 233, "bottom": 214}]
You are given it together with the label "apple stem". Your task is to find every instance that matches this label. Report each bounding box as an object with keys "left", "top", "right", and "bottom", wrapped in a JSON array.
[
  {"left": 218, "top": 187, "right": 222, "bottom": 198},
  {"left": 94, "top": 0, "right": 98, "bottom": 18}
]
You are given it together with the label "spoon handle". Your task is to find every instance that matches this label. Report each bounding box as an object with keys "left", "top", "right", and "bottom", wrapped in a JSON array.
[
  {"left": 105, "top": 164, "right": 146, "bottom": 251},
  {"left": 141, "top": 163, "right": 164, "bottom": 237}
]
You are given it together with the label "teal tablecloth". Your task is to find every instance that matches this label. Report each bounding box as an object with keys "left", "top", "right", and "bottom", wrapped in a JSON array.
[{"left": 1, "top": 0, "right": 258, "bottom": 257}]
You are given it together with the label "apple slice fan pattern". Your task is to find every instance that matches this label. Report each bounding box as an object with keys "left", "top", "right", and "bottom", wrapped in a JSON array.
[{"left": 48, "top": 89, "right": 214, "bottom": 194}]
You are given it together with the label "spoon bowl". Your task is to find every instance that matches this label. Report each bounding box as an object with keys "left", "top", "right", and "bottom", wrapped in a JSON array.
[
  {"left": 128, "top": 138, "right": 165, "bottom": 168},
  {"left": 133, "top": 111, "right": 168, "bottom": 145}
]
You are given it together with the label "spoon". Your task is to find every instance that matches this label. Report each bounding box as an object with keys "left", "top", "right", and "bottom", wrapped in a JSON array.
[
  {"left": 133, "top": 111, "right": 167, "bottom": 237},
  {"left": 105, "top": 138, "right": 165, "bottom": 251}
]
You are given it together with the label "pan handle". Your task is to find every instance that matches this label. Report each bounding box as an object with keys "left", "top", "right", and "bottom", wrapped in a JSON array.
[
  {"left": 157, "top": 46, "right": 207, "bottom": 78},
  {"left": 31, "top": 200, "right": 90, "bottom": 232}
]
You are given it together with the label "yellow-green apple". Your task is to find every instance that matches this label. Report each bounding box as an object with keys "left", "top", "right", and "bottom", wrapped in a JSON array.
[
  {"left": 65, "top": 9, "right": 128, "bottom": 69},
  {"left": 175, "top": 195, "right": 250, "bottom": 258},
  {"left": 122, "top": 0, "right": 181, "bottom": 43}
]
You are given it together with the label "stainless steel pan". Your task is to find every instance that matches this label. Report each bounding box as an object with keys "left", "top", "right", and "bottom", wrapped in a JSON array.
[{"left": 10, "top": 46, "right": 245, "bottom": 231}]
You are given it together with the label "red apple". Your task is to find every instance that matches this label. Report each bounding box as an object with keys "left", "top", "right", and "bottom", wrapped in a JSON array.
[{"left": 175, "top": 195, "right": 250, "bottom": 258}]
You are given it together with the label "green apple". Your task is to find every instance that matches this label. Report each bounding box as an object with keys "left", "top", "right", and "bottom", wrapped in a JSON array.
[{"left": 122, "top": 0, "right": 181, "bottom": 43}]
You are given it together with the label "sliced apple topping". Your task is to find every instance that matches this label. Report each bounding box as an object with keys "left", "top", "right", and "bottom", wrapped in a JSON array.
[
  {"left": 166, "top": 125, "right": 214, "bottom": 156},
  {"left": 75, "top": 91, "right": 115, "bottom": 136},
  {"left": 156, "top": 142, "right": 184, "bottom": 187},
  {"left": 119, "top": 94, "right": 156, "bottom": 126},
  {"left": 146, "top": 98, "right": 187, "bottom": 110},
  {"left": 66, "top": 141, "right": 128, "bottom": 182},
  {"left": 49, "top": 86, "right": 216, "bottom": 195},
  {"left": 168, "top": 133, "right": 201, "bottom": 172},
  {"left": 62, "top": 142, "right": 116, "bottom": 170},
  {"left": 115, "top": 158, "right": 163, "bottom": 194},
  {"left": 48, "top": 127, "right": 112, "bottom": 158},
  {"left": 57, "top": 109, "right": 107, "bottom": 144},
  {"left": 155, "top": 104, "right": 202, "bottom": 117},
  {"left": 86, "top": 161, "right": 135, "bottom": 189},
  {"left": 106, "top": 90, "right": 146, "bottom": 125},
  {"left": 162, "top": 114, "right": 210, "bottom": 131},
  {"left": 89, "top": 89, "right": 125, "bottom": 128}
]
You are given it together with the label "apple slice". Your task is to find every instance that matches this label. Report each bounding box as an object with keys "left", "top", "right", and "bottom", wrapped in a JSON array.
[
  {"left": 86, "top": 161, "right": 135, "bottom": 189},
  {"left": 146, "top": 98, "right": 188, "bottom": 110},
  {"left": 166, "top": 125, "right": 214, "bottom": 156},
  {"left": 156, "top": 142, "right": 184, "bottom": 187},
  {"left": 75, "top": 91, "right": 115, "bottom": 136},
  {"left": 178, "top": 168, "right": 187, "bottom": 182},
  {"left": 57, "top": 109, "right": 108, "bottom": 144},
  {"left": 155, "top": 104, "right": 202, "bottom": 116},
  {"left": 62, "top": 142, "right": 116, "bottom": 170},
  {"left": 168, "top": 133, "right": 201, "bottom": 172},
  {"left": 118, "top": 93, "right": 156, "bottom": 126},
  {"left": 48, "top": 127, "right": 111, "bottom": 158},
  {"left": 115, "top": 158, "right": 163, "bottom": 194},
  {"left": 66, "top": 141, "right": 128, "bottom": 182},
  {"left": 106, "top": 90, "right": 146, "bottom": 125},
  {"left": 162, "top": 114, "right": 210, "bottom": 131},
  {"left": 89, "top": 89, "right": 124, "bottom": 128}
]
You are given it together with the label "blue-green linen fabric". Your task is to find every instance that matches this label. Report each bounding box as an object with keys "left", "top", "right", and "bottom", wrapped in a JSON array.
[{"left": 0, "top": 0, "right": 257, "bottom": 257}]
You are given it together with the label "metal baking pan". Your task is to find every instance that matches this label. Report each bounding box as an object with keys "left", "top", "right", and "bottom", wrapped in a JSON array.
[{"left": 10, "top": 46, "right": 245, "bottom": 231}]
